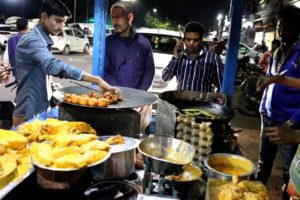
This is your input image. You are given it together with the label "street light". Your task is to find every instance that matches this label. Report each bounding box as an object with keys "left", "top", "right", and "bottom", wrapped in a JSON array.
[
  {"left": 217, "top": 13, "right": 223, "bottom": 39},
  {"left": 153, "top": 8, "right": 157, "bottom": 13},
  {"left": 217, "top": 14, "right": 223, "bottom": 21}
]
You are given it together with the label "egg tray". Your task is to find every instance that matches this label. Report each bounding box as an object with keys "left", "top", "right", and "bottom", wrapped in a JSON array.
[{"left": 175, "top": 114, "right": 213, "bottom": 167}]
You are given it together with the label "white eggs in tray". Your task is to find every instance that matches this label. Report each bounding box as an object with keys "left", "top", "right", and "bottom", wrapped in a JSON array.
[{"left": 175, "top": 114, "right": 213, "bottom": 167}]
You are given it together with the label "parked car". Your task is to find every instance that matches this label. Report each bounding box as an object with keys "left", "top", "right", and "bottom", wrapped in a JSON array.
[
  {"left": 51, "top": 27, "right": 90, "bottom": 55},
  {"left": 136, "top": 27, "right": 182, "bottom": 93},
  {"left": 69, "top": 23, "right": 94, "bottom": 45},
  {"left": 0, "top": 24, "right": 17, "bottom": 51}
]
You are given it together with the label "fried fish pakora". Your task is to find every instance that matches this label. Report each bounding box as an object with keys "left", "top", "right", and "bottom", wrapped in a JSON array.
[
  {"left": 52, "top": 134, "right": 97, "bottom": 147},
  {"left": 17, "top": 119, "right": 96, "bottom": 142},
  {"left": 0, "top": 154, "right": 17, "bottom": 188},
  {"left": 52, "top": 153, "right": 86, "bottom": 169},
  {"left": 0, "top": 129, "right": 27, "bottom": 150},
  {"left": 31, "top": 142, "right": 53, "bottom": 166},
  {"left": 81, "top": 140, "right": 111, "bottom": 152},
  {"left": 105, "top": 134, "right": 125, "bottom": 145},
  {"left": 32, "top": 137, "right": 111, "bottom": 169},
  {"left": 82, "top": 150, "right": 109, "bottom": 166}
]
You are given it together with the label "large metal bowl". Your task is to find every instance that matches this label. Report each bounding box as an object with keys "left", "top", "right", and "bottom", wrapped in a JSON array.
[
  {"left": 204, "top": 153, "right": 256, "bottom": 181},
  {"left": 91, "top": 136, "right": 139, "bottom": 180},
  {"left": 138, "top": 136, "right": 195, "bottom": 175},
  {"left": 32, "top": 150, "right": 111, "bottom": 189}
]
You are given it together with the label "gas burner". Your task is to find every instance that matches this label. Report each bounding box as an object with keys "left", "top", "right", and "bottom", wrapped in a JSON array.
[
  {"left": 125, "top": 172, "right": 139, "bottom": 182},
  {"left": 139, "top": 169, "right": 206, "bottom": 200},
  {"left": 139, "top": 170, "right": 179, "bottom": 200},
  {"left": 84, "top": 180, "right": 142, "bottom": 200}
]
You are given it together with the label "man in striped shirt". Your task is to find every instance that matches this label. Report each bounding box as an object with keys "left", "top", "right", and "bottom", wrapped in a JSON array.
[{"left": 162, "top": 21, "right": 223, "bottom": 92}]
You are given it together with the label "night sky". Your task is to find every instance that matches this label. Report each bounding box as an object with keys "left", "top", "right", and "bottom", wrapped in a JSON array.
[{"left": 0, "top": 0, "right": 231, "bottom": 30}]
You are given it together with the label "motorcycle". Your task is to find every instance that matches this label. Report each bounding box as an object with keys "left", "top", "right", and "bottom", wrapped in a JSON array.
[
  {"left": 237, "top": 56, "right": 265, "bottom": 117},
  {"left": 0, "top": 81, "right": 17, "bottom": 129}
]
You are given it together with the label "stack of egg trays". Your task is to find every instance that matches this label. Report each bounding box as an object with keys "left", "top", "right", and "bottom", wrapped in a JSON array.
[{"left": 176, "top": 114, "right": 213, "bottom": 167}]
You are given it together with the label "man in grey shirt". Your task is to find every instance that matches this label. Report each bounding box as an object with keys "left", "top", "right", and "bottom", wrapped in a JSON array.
[{"left": 13, "top": 0, "right": 119, "bottom": 126}]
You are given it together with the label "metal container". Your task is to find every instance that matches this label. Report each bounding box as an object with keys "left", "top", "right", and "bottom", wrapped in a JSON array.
[
  {"left": 32, "top": 151, "right": 111, "bottom": 189},
  {"left": 203, "top": 153, "right": 256, "bottom": 181},
  {"left": 91, "top": 136, "right": 139, "bottom": 180},
  {"left": 138, "top": 136, "right": 195, "bottom": 175}
]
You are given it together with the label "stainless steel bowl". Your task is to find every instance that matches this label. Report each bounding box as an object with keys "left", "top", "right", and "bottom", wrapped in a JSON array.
[
  {"left": 204, "top": 153, "right": 256, "bottom": 181},
  {"left": 32, "top": 148, "right": 111, "bottom": 189},
  {"left": 138, "top": 136, "right": 195, "bottom": 175},
  {"left": 91, "top": 136, "right": 139, "bottom": 180}
]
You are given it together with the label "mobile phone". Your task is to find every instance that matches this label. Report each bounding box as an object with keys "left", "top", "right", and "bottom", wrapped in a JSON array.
[{"left": 177, "top": 40, "right": 184, "bottom": 55}]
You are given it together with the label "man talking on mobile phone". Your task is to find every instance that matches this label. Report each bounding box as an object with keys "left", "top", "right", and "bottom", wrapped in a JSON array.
[{"left": 162, "top": 21, "right": 223, "bottom": 92}]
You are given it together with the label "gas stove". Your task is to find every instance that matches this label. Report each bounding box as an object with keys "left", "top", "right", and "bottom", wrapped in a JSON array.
[
  {"left": 137, "top": 170, "right": 205, "bottom": 200},
  {"left": 138, "top": 170, "right": 179, "bottom": 200}
]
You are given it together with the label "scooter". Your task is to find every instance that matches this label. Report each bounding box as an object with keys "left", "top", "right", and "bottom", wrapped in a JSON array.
[{"left": 237, "top": 56, "right": 264, "bottom": 117}]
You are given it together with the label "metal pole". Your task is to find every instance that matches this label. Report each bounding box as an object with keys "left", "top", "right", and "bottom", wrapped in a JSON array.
[
  {"left": 74, "top": 0, "right": 77, "bottom": 23},
  {"left": 92, "top": 0, "right": 108, "bottom": 77},
  {"left": 86, "top": 0, "right": 89, "bottom": 22},
  {"left": 221, "top": 0, "right": 245, "bottom": 105}
]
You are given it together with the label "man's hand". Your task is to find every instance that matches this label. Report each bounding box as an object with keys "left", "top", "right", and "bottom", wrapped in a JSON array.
[
  {"left": 256, "top": 75, "right": 279, "bottom": 92},
  {"left": 264, "top": 122, "right": 300, "bottom": 144},
  {"left": 81, "top": 72, "right": 122, "bottom": 99},
  {"left": 0, "top": 61, "right": 10, "bottom": 84},
  {"left": 98, "top": 80, "right": 122, "bottom": 99},
  {"left": 173, "top": 38, "right": 184, "bottom": 58}
]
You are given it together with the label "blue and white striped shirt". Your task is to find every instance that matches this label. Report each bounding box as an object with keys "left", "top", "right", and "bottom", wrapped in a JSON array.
[{"left": 161, "top": 48, "right": 223, "bottom": 92}]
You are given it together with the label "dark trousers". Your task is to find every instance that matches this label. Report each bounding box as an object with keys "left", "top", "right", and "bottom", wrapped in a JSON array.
[{"left": 256, "top": 115, "right": 297, "bottom": 199}]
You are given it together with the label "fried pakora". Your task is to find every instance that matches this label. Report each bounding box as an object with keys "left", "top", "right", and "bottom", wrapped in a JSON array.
[
  {"left": 63, "top": 91, "right": 121, "bottom": 107},
  {"left": 105, "top": 134, "right": 125, "bottom": 145}
]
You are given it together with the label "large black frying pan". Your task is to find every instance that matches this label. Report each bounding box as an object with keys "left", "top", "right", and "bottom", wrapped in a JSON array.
[
  {"left": 176, "top": 101, "right": 234, "bottom": 123},
  {"left": 52, "top": 85, "right": 158, "bottom": 109}
]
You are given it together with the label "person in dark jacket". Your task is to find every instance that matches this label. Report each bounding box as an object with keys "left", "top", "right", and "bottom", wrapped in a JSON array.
[
  {"left": 4, "top": 18, "right": 29, "bottom": 76},
  {"left": 104, "top": 1, "right": 155, "bottom": 133},
  {"left": 104, "top": 1, "right": 155, "bottom": 91}
]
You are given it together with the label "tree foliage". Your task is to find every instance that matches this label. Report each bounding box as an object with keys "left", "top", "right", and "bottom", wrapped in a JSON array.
[{"left": 144, "top": 12, "right": 177, "bottom": 30}]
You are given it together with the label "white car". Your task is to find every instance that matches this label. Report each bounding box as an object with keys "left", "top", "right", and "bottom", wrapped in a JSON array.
[
  {"left": 0, "top": 24, "right": 17, "bottom": 50},
  {"left": 51, "top": 27, "right": 90, "bottom": 55},
  {"left": 137, "top": 28, "right": 182, "bottom": 94}
]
